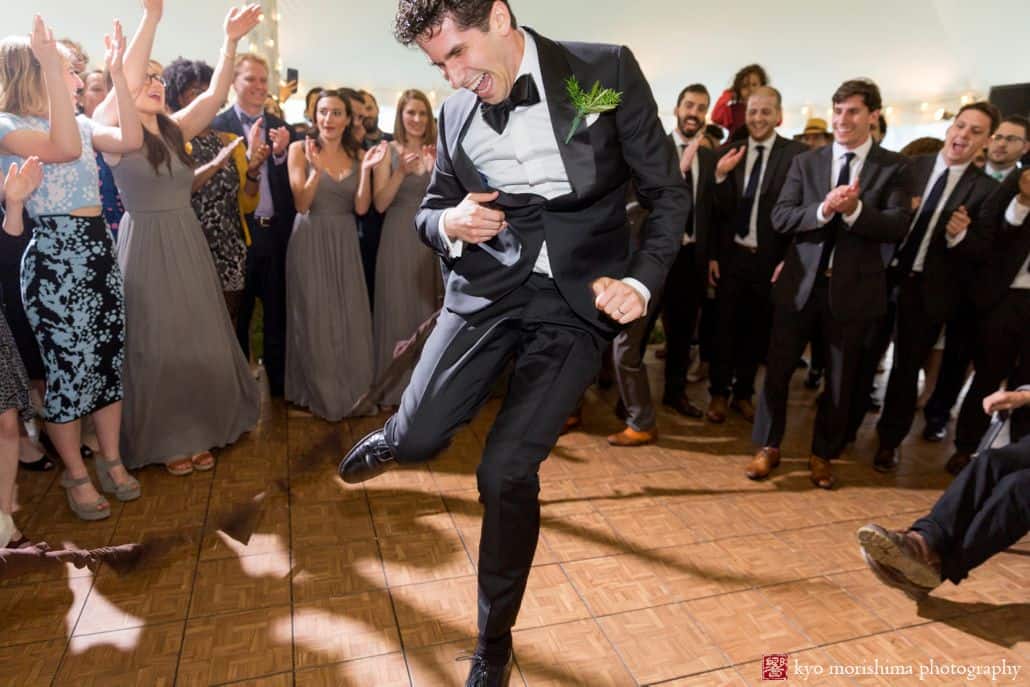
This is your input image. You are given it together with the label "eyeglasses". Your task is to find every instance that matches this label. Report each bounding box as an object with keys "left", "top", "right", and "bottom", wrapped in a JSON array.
[
  {"left": 145, "top": 73, "right": 167, "bottom": 87},
  {"left": 990, "top": 133, "right": 1026, "bottom": 145}
]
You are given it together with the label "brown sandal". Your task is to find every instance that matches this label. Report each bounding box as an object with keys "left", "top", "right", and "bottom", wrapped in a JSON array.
[
  {"left": 166, "top": 458, "right": 194, "bottom": 476},
  {"left": 191, "top": 451, "right": 216, "bottom": 471}
]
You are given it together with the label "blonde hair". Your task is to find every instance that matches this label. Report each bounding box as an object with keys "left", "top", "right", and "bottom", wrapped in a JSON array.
[
  {"left": 393, "top": 89, "right": 437, "bottom": 146},
  {"left": 233, "top": 52, "right": 269, "bottom": 77},
  {"left": 0, "top": 35, "right": 74, "bottom": 117}
]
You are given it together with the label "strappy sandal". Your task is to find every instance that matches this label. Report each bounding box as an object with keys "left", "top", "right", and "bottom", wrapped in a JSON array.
[
  {"left": 94, "top": 455, "right": 141, "bottom": 502},
  {"left": 59, "top": 473, "right": 111, "bottom": 521},
  {"left": 166, "top": 457, "right": 194, "bottom": 476},
  {"left": 190, "top": 451, "right": 216, "bottom": 471}
]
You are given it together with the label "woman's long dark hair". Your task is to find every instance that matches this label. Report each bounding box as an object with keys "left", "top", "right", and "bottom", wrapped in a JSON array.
[
  {"left": 311, "top": 90, "right": 362, "bottom": 161},
  {"left": 143, "top": 111, "right": 195, "bottom": 175}
]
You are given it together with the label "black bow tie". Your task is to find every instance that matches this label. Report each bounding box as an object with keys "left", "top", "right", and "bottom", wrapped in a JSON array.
[{"left": 480, "top": 74, "right": 540, "bottom": 135}]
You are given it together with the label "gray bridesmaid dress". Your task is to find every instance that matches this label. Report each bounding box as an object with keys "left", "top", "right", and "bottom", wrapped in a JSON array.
[
  {"left": 285, "top": 165, "right": 374, "bottom": 420},
  {"left": 113, "top": 149, "right": 260, "bottom": 468},
  {"left": 372, "top": 149, "right": 439, "bottom": 405}
]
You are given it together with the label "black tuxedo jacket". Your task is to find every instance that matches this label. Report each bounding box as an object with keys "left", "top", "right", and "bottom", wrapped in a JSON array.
[
  {"left": 971, "top": 169, "right": 1030, "bottom": 311},
  {"left": 771, "top": 142, "right": 912, "bottom": 321},
  {"left": 712, "top": 134, "right": 807, "bottom": 272},
  {"left": 211, "top": 108, "right": 298, "bottom": 229},
  {"left": 900, "top": 154, "right": 998, "bottom": 322},
  {"left": 415, "top": 29, "right": 688, "bottom": 334}
]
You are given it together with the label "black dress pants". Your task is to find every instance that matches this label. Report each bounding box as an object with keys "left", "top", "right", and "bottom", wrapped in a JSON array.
[
  {"left": 383, "top": 275, "right": 605, "bottom": 646},
  {"left": 911, "top": 433, "right": 1030, "bottom": 584},
  {"left": 954, "top": 289, "right": 1030, "bottom": 453},
  {"left": 877, "top": 274, "right": 945, "bottom": 449},
  {"left": 237, "top": 216, "right": 288, "bottom": 396},
  {"left": 709, "top": 245, "right": 773, "bottom": 401},
  {"left": 660, "top": 243, "right": 703, "bottom": 399},
  {"left": 754, "top": 279, "right": 873, "bottom": 459}
]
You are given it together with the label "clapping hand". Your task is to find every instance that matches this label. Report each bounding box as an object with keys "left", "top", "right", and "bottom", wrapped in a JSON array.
[
  {"left": 213, "top": 137, "right": 244, "bottom": 169},
  {"left": 362, "top": 141, "right": 388, "bottom": 171},
  {"left": 679, "top": 135, "right": 703, "bottom": 176},
  {"left": 2, "top": 158, "right": 44, "bottom": 204},
  {"left": 401, "top": 151, "right": 421, "bottom": 175},
  {"left": 945, "top": 205, "right": 970, "bottom": 238},
  {"left": 421, "top": 144, "right": 437, "bottom": 172},
  {"left": 304, "top": 137, "right": 325, "bottom": 173},
  {"left": 824, "top": 182, "right": 860, "bottom": 216},
  {"left": 269, "top": 126, "right": 290, "bottom": 156},
  {"left": 245, "top": 118, "right": 270, "bottom": 172},
  {"left": 224, "top": 4, "right": 262, "bottom": 42},
  {"left": 715, "top": 145, "right": 746, "bottom": 178},
  {"left": 103, "top": 20, "right": 126, "bottom": 79}
]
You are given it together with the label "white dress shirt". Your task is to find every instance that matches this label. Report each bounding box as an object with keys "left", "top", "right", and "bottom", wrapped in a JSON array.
[
  {"left": 904, "top": 154, "right": 971, "bottom": 272},
  {"left": 815, "top": 136, "right": 873, "bottom": 267},
  {"left": 671, "top": 128, "right": 700, "bottom": 246},
  {"left": 1007, "top": 196, "right": 1030, "bottom": 290},
  {"left": 985, "top": 162, "right": 1016, "bottom": 182},
  {"left": 438, "top": 30, "right": 650, "bottom": 306},
  {"left": 729, "top": 135, "right": 775, "bottom": 248}
]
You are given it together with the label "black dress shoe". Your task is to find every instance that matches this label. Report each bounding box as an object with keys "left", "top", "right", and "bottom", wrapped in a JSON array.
[
  {"left": 338, "top": 429, "right": 397, "bottom": 484},
  {"left": 804, "top": 368, "right": 824, "bottom": 390},
  {"left": 873, "top": 447, "right": 899, "bottom": 472},
  {"left": 662, "top": 394, "right": 703, "bottom": 418},
  {"left": 945, "top": 450, "right": 972, "bottom": 476},
  {"left": 922, "top": 422, "right": 947, "bottom": 442},
  {"left": 463, "top": 650, "right": 513, "bottom": 687}
]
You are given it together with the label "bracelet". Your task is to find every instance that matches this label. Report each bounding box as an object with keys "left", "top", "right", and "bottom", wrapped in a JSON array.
[{"left": 246, "top": 172, "right": 261, "bottom": 182}]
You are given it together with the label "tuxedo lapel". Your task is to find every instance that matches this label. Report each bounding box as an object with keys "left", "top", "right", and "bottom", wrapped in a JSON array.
[
  {"left": 527, "top": 28, "right": 597, "bottom": 196},
  {"left": 446, "top": 92, "right": 490, "bottom": 193}
]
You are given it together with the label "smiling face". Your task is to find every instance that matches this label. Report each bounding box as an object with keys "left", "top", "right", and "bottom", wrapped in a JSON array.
[
  {"left": 987, "top": 121, "right": 1029, "bottom": 167},
  {"left": 417, "top": 3, "right": 522, "bottom": 105},
  {"left": 316, "top": 94, "right": 350, "bottom": 143},
  {"left": 60, "top": 58, "right": 84, "bottom": 101},
  {"left": 233, "top": 59, "right": 269, "bottom": 113},
  {"left": 402, "top": 97, "right": 430, "bottom": 141},
  {"left": 675, "top": 90, "right": 710, "bottom": 139},
  {"left": 745, "top": 91, "right": 779, "bottom": 142},
  {"left": 133, "top": 61, "right": 166, "bottom": 115},
  {"left": 943, "top": 108, "right": 992, "bottom": 166},
  {"left": 81, "top": 72, "right": 108, "bottom": 117},
  {"left": 832, "top": 95, "right": 878, "bottom": 149}
]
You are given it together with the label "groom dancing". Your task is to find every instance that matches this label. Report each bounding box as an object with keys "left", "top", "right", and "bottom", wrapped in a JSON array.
[{"left": 339, "top": 1, "right": 687, "bottom": 683}]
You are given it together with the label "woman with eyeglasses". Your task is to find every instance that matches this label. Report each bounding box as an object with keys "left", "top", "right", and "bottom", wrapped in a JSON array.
[
  {"left": 0, "top": 16, "right": 143, "bottom": 520},
  {"left": 92, "top": 2, "right": 262, "bottom": 476},
  {"left": 284, "top": 90, "right": 384, "bottom": 420}
]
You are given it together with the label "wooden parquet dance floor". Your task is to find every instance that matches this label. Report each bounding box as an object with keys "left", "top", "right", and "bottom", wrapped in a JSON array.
[{"left": 2, "top": 355, "right": 1028, "bottom": 686}]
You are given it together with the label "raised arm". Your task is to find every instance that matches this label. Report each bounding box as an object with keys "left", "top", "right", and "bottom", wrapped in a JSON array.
[
  {"left": 173, "top": 4, "right": 261, "bottom": 141},
  {"left": 0, "top": 16, "right": 81, "bottom": 163},
  {"left": 89, "top": 21, "right": 143, "bottom": 154},
  {"left": 92, "top": 0, "right": 162, "bottom": 125}
]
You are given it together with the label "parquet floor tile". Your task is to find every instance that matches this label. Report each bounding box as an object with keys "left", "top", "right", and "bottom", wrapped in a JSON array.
[
  {"left": 685, "top": 589, "right": 812, "bottom": 665},
  {"left": 0, "top": 574, "right": 92, "bottom": 646},
  {"left": 292, "top": 590, "right": 401, "bottom": 668},
  {"left": 294, "top": 652, "right": 411, "bottom": 687},
  {"left": 759, "top": 577, "right": 891, "bottom": 645},
  {"left": 178, "top": 606, "right": 294, "bottom": 686},
  {"left": 55, "top": 620, "right": 183, "bottom": 686},
  {"left": 514, "top": 619, "right": 637, "bottom": 686},
  {"left": 188, "top": 553, "right": 291, "bottom": 617},
  {"left": 406, "top": 638, "right": 528, "bottom": 686},
  {"left": 0, "top": 638, "right": 64, "bottom": 687}
]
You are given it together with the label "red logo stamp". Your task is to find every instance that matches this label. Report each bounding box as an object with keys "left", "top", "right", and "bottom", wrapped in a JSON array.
[{"left": 762, "top": 654, "right": 789, "bottom": 681}]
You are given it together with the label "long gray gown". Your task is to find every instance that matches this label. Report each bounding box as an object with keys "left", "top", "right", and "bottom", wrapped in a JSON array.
[
  {"left": 285, "top": 165, "right": 374, "bottom": 420},
  {"left": 114, "top": 149, "right": 260, "bottom": 468},
  {"left": 372, "top": 149, "right": 440, "bottom": 406}
]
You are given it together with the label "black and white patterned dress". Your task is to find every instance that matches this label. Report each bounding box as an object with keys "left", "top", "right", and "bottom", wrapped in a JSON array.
[
  {"left": 189, "top": 131, "right": 248, "bottom": 293},
  {"left": 0, "top": 309, "right": 33, "bottom": 423}
]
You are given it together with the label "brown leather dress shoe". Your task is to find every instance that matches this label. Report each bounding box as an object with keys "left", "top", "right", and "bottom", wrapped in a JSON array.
[
  {"left": 945, "top": 450, "right": 972, "bottom": 476},
  {"left": 607, "top": 425, "right": 658, "bottom": 447},
  {"left": 560, "top": 411, "right": 582, "bottom": 436},
  {"left": 730, "top": 398, "right": 755, "bottom": 423},
  {"left": 745, "top": 447, "right": 780, "bottom": 480},
  {"left": 706, "top": 396, "right": 728, "bottom": 423},
  {"left": 856, "top": 524, "right": 942, "bottom": 593},
  {"left": 809, "top": 455, "right": 836, "bottom": 489}
]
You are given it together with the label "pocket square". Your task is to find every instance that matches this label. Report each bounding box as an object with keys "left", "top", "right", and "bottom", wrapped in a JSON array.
[{"left": 585, "top": 112, "right": 600, "bottom": 127}]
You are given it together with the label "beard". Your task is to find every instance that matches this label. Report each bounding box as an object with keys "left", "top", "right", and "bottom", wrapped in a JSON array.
[
  {"left": 362, "top": 116, "right": 379, "bottom": 135},
  {"left": 678, "top": 116, "right": 703, "bottom": 138}
]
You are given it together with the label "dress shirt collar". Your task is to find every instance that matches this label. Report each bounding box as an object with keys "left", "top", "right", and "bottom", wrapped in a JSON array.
[
  {"left": 985, "top": 162, "right": 1016, "bottom": 180},
  {"left": 831, "top": 135, "right": 873, "bottom": 165},
  {"left": 671, "top": 127, "right": 703, "bottom": 150},
  {"left": 748, "top": 134, "right": 775, "bottom": 152},
  {"left": 932, "top": 152, "right": 972, "bottom": 179}
]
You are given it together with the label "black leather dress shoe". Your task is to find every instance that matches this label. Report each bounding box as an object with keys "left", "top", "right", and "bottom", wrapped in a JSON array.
[
  {"left": 873, "top": 447, "right": 900, "bottom": 472},
  {"left": 338, "top": 429, "right": 397, "bottom": 484},
  {"left": 922, "top": 422, "right": 947, "bottom": 442},
  {"left": 463, "top": 650, "right": 513, "bottom": 687},
  {"left": 804, "top": 368, "right": 824, "bottom": 390},
  {"left": 662, "top": 394, "right": 703, "bottom": 418},
  {"left": 945, "top": 450, "right": 972, "bottom": 476}
]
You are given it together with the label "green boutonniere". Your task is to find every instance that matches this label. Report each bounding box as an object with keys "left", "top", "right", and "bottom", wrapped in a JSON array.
[{"left": 564, "top": 76, "right": 622, "bottom": 144}]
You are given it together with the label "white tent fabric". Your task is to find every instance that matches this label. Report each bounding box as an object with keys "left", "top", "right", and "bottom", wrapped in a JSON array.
[{"left": 7, "top": 0, "right": 1029, "bottom": 147}]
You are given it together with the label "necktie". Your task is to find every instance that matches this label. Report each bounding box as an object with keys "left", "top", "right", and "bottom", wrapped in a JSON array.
[
  {"left": 817, "top": 152, "right": 856, "bottom": 273},
  {"left": 481, "top": 74, "right": 540, "bottom": 135},
  {"left": 894, "top": 169, "right": 950, "bottom": 273},
  {"left": 991, "top": 170, "right": 1005, "bottom": 181},
  {"left": 736, "top": 145, "right": 765, "bottom": 238},
  {"left": 239, "top": 111, "right": 260, "bottom": 128}
]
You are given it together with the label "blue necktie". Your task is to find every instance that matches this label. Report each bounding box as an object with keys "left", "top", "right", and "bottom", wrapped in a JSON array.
[
  {"left": 736, "top": 145, "right": 765, "bottom": 238},
  {"left": 817, "top": 152, "right": 856, "bottom": 273},
  {"left": 894, "top": 169, "right": 950, "bottom": 273}
]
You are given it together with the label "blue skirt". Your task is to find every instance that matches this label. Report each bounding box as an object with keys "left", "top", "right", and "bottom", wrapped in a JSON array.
[{"left": 21, "top": 214, "right": 126, "bottom": 423}]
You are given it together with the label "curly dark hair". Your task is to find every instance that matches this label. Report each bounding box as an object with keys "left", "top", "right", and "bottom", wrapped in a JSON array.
[
  {"left": 394, "top": 0, "right": 517, "bottom": 45},
  {"left": 731, "top": 64, "right": 768, "bottom": 99},
  {"left": 162, "top": 57, "right": 214, "bottom": 112}
]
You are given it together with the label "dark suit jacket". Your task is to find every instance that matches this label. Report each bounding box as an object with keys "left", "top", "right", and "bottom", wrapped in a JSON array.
[
  {"left": 771, "top": 142, "right": 912, "bottom": 320},
  {"left": 711, "top": 134, "right": 807, "bottom": 273},
  {"left": 211, "top": 108, "right": 298, "bottom": 233},
  {"left": 415, "top": 29, "right": 688, "bottom": 334},
  {"left": 900, "top": 154, "right": 998, "bottom": 322},
  {"left": 970, "top": 168, "right": 1030, "bottom": 311}
]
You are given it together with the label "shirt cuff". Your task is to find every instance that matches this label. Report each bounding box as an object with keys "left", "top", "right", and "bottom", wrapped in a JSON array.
[
  {"left": 816, "top": 203, "right": 831, "bottom": 226},
  {"left": 621, "top": 277, "right": 651, "bottom": 313},
  {"left": 946, "top": 229, "right": 967, "bottom": 247},
  {"left": 842, "top": 200, "right": 863, "bottom": 226},
  {"left": 1006, "top": 196, "right": 1030, "bottom": 226},
  {"left": 437, "top": 208, "right": 463, "bottom": 258}
]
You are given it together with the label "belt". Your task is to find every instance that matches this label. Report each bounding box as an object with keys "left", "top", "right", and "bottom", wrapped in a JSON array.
[{"left": 252, "top": 216, "right": 275, "bottom": 227}]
